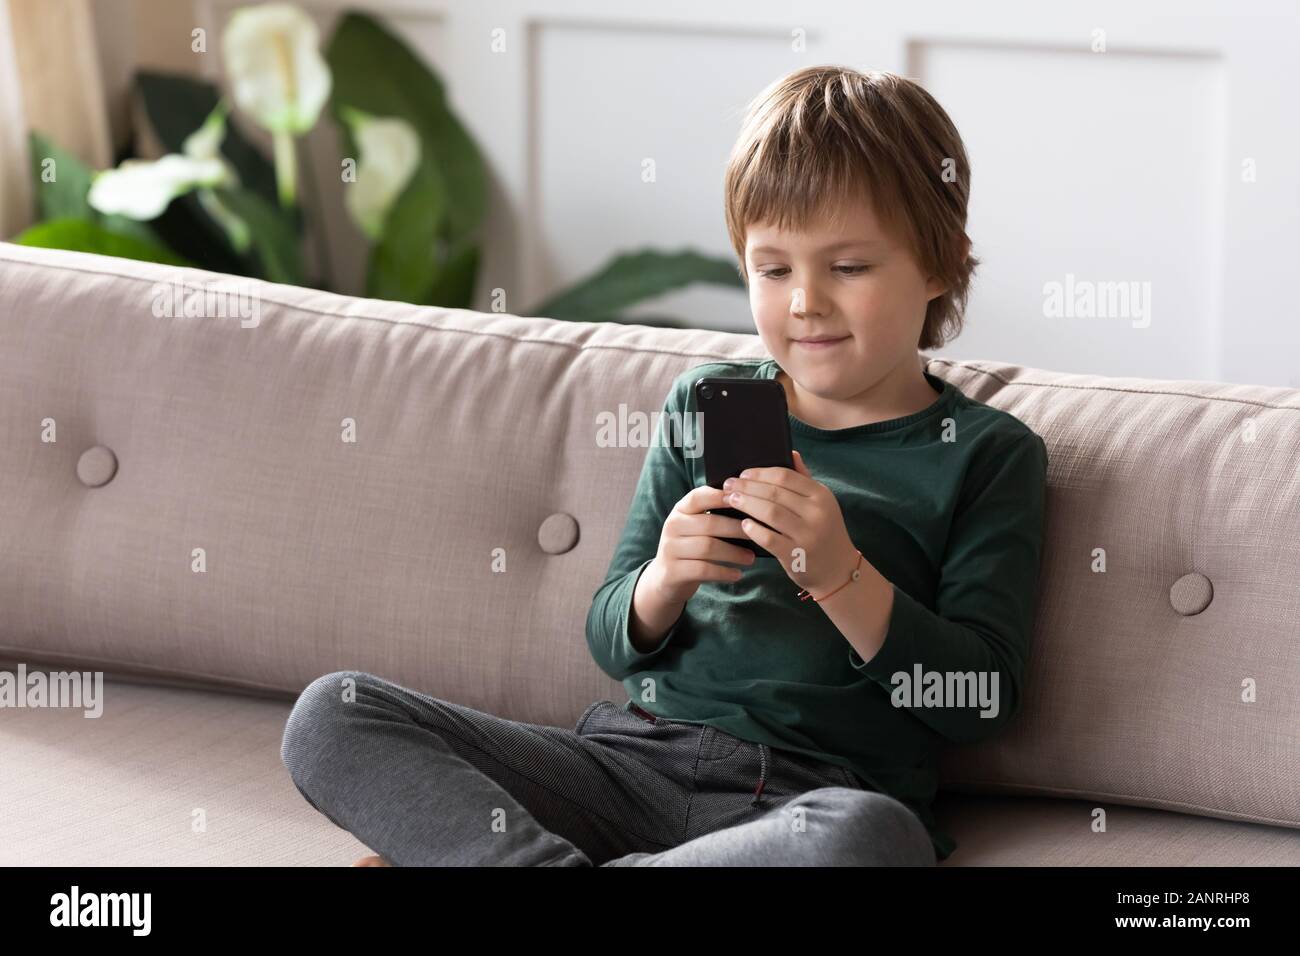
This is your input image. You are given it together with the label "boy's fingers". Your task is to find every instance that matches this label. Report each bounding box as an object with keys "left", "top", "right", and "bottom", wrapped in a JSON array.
[
  {"left": 675, "top": 510, "right": 746, "bottom": 540},
  {"left": 665, "top": 532, "right": 753, "bottom": 566},
  {"left": 680, "top": 484, "right": 735, "bottom": 514}
]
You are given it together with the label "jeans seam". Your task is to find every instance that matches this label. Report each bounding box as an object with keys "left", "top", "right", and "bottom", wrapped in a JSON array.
[{"left": 681, "top": 724, "right": 712, "bottom": 843}]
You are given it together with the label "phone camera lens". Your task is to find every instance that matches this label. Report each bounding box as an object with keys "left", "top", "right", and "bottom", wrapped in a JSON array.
[{"left": 700, "top": 385, "right": 714, "bottom": 400}]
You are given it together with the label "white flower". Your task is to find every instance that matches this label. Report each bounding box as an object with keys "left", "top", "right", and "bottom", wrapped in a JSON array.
[
  {"left": 221, "top": 3, "right": 331, "bottom": 135},
  {"left": 340, "top": 107, "right": 421, "bottom": 240},
  {"left": 87, "top": 154, "right": 231, "bottom": 220}
]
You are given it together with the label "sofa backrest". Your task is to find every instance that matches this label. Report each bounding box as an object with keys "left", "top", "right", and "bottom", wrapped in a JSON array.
[{"left": 2, "top": 243, "right": 1296, "bottom": 832}]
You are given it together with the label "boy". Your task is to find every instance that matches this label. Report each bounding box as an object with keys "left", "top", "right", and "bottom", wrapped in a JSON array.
[
  {"left": 585, "top": 66, "right": 1048, "bottom": 864},
  {"left": 282, "top": 65, "right": 1047, "bottom": 866}
]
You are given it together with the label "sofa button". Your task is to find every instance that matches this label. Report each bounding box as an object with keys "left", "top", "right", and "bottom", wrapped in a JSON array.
[
  {"left": 1169, "top": 572, "right": 1213, "bottom": 615},
  {"left": 538, "top": 512, "right": 579, "bottom": 554},
  {"left": 76, "top": 446, "right": 118, "bottom": 487}
]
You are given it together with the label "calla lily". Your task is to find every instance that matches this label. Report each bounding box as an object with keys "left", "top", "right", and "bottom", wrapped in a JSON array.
[
  {"left": 221, "top": 3, "right": 330, "bottom": 134},
  {"left": 88, "top": 100, "right": 250, "bottom": 255},
  {"left": 338, "top": 106, "right": 420, "bottom": 240},
  {"left": 87, "top": 154, "right": 231, "bottom": 221},
  {"left": 221, "top": 3, "right": 332, "bottom": 206}
]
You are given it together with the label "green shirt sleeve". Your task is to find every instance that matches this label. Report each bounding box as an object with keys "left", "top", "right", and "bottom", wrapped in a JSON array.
[
  {"left": 848, "top": 432, "right": 1049, "bottom": 745},
  {"left": 585, "top": 374, "right": 694, "bottom": 681}
]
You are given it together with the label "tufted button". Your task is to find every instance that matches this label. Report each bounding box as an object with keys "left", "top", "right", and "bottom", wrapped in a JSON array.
[
  {"left": 1169, "top": 572, "right": 1213, "bottom": 615},
  {"left": 76, "top": 446, "right": 118, "bottom": 488},
  {"left": 537, "top": 512, "right": 580, "bottom": 554}
]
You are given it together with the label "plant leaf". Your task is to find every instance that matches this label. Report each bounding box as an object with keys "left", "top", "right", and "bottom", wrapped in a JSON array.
[
  {"left": 28, "top": 132, "right": 94, "bottom": 221},
  {"left": 96, "top": 214, "right": 163, "bottom": 246},
  {"left": 531, "top": 249, "right": 744, "bottom": 322},
  {"left": 147, "top": 191, "right": 259, "bottom": 279},
  {"left": 425, "top": 237, "right": 480, "bottom": 309},
  {"left": 13, "top": 217, "right": 193, "bottom": 266},
  {"left": 328, "top": 12, "right": 487, "bottom": 303},
  {"left": 213, "top": 187, "right": 303, "bottom": 286},
  {"left": 27, "top": 132, "right": 164, "bottom": 245}
]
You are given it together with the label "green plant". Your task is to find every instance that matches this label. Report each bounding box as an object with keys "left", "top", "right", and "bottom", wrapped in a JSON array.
[{"left": 11, "top": 3, "right": 744, "bottom": 325}]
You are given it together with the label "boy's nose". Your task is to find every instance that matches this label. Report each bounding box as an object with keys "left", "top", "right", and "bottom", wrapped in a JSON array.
[{"left": 790, "top": 286, "right": 829, "bottom": 318}]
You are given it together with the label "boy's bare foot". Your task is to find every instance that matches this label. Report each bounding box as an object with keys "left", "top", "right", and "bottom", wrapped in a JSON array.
[{"left": 352, "top": 854, "right": 391, "bottom": 866}]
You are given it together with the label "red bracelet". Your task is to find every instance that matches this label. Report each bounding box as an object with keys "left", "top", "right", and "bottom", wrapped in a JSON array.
[{"left": 797, "top": 550, "right": 863, "bottom": 602}]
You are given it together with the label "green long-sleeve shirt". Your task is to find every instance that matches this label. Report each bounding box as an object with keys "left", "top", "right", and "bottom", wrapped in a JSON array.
[{"left": 585, "top": 356, "right": 1049, "bottom": 861}]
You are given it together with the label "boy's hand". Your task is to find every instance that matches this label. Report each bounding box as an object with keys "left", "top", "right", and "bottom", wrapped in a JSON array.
[
  {"left": 647, "top": 485, "right": 757, "bottom": 605},
  {"left": 725, "top": 450, "right": 860, "bottom": 597}
]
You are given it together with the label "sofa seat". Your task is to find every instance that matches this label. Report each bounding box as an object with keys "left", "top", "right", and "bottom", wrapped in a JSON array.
[
  {"left": 4, "top": 675, "right": 1297, "bottom": 867},
  {"left": 0, "top": 675, "right": 369, "bottom": 866},
  {"left": 933, "top": 792, "right": 1300, "bottom": 866}
]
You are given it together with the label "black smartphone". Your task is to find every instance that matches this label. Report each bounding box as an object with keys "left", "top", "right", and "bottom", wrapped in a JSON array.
[{"left": 693, "top": 376, "right": 795, "bottom": 559}]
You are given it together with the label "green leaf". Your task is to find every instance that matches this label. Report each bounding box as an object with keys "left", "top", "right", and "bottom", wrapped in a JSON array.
[
  {"left": 28, "top": 132, "right": 94, "bottom": 221},
  {"left": 135, "top": 70, "right": 278, "bottom": 204},
  {"left": 360, "top": 166, "right": 441, "bottom": 302},
  {"left": 425, "top": 237, "right": 480, "bottom": 308},
  {"left": 96, "top": 214, "right": 163, "bottom": 246},
  {"left": 148, "top": 191, "right": 259, "bottom": 279},
  {"left": 26, "top": 134, "right": 166, "bottom": 247},
  {"left": 13, "top": 217, "right": 193, "bottom": 266},
  {"left": 328, "top": 11, "right": 488, "bottom": 302},
  {"left": 531, "top": 249, "right": 745, "bottom": 322},
  {"left": 213, "top": 187, "right": 303, "bottom": 286}
]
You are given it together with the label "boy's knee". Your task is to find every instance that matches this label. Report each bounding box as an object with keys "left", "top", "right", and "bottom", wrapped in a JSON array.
[
  {"left": 784, "top": 788, "right": 934, "bottom": 866},
  {"left": 280, "top": 670, "right": 378, "bottom": 783},
  {"left": 836, "top": 790, "right": 935, "bottom": 866}
]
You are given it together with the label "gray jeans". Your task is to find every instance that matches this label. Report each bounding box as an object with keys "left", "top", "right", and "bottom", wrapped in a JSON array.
[{"left": 281, "top": 670, "right": 936, "bottom": 867}]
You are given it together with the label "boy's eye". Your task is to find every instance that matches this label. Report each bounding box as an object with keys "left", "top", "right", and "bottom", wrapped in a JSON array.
[{"left": 756, "top": 265, "right": 869, "bottom": 279}]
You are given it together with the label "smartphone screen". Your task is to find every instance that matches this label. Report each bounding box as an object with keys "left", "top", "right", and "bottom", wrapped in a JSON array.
[{"left": 693, "top": 376, "right": 795, "bottom": 559}]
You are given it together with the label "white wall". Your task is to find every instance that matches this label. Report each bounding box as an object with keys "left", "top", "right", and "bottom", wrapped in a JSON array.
[{"left": 149, "top": 1, "right": 1300, "bottom": 386}]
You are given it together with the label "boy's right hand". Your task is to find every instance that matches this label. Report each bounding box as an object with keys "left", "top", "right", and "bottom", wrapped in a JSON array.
[{"left": 645, "top": 485, "right": 757, "bottom": 606}]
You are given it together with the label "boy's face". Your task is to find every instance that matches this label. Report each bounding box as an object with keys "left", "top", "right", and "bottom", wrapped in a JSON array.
[{"left": 743, "top": 193, "right": 945, "bottom": 401}]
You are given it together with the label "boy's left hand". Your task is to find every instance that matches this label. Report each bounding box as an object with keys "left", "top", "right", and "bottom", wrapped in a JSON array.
[{"left": 725, "top": 450, "right": 860, "bottom": 596}]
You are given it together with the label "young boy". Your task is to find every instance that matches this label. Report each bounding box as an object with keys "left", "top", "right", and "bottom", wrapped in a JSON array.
[
  {"left": 583, "top": 66, "right": 1048, "bottom": 864},
  {"left": 282, "top": 66, "right": 1047, "bottom": 867}
]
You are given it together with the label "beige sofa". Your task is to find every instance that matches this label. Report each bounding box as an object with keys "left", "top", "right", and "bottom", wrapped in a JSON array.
[{"left": 1, "top": 242, "right": 1297, "bottom": 866}]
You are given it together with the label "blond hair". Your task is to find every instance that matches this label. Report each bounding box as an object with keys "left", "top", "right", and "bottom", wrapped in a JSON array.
[{"left": 724, "top": 66, "right": 978, "bottom": 351}]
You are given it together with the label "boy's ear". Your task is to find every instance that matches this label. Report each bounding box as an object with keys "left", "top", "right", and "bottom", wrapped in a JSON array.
[{"left": 924, "top": 236, "right": 971, "bottom": 301}]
